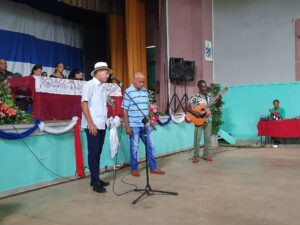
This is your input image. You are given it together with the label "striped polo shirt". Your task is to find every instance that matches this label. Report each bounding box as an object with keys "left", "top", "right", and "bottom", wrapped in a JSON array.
[{"left": 122, "top": 84, "right": 149, "bottom": 127}]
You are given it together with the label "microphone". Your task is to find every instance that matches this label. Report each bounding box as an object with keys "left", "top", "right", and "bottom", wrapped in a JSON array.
[{"left": 110, "top": 74, "right": 123, "bottom": 87}]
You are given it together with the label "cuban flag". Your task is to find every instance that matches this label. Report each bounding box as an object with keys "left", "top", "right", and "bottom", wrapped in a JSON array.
[{"left": 0, "top": 0, "right": 83, "bottom": 77}]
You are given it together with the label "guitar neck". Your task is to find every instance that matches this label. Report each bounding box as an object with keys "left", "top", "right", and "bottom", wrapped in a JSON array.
[
  {"left": 201, "top": 87, "right": 228, "bottom": 110},
  {"left": 203, "top": 94, "right": 220, "bottom": 109}
]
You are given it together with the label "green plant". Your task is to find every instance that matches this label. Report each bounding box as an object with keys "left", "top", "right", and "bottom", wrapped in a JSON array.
[
  {"left": 148, "top": 90, "right": 167, "bottom": 116},
  {"left": 208, "top": 83, "right": 224, "bottom": 135},
  {"left": 148, "top": 90, "right": 156, "bottom": 105},
  {"left": 0, "top": 82, "right": 33, "bottom": 125}
]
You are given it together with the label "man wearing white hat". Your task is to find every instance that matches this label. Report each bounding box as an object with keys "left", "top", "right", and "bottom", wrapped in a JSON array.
[{"left": 81, "top": 62, "right": 112, "bottom": 193}]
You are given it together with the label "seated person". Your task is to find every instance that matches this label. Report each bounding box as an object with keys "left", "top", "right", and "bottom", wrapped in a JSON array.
[
  {"left": 13, "top": 72, "right": 22, "bottom": 78},
  {"left": 0, "top": 59, "right": 14, "bottom": 83},
  {"left": 269, "top": 99, "right": 286, "bottom": 148},
  {"left": 68, "top": 69, "right": 84, "bottom": 80},
  {"left": 41, "top": 71, "right": 48, "bottom": 77},
  {"left": 269, "top": 99, "right": 285, "bottom": 120},
  {"left": 13, "top": 71, "right": 29, "bottom": 111},
  {"left": 30, "top": 64, "right": 43, "bottom": 76},
  {"left": 50, "top": 63, "right": 65, "bottom": 78}
]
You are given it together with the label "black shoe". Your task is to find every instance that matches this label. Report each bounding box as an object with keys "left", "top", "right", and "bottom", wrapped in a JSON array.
[
  {"left": 90, "top": 180, "right": 110, "bottom": 187},
  {"left": 92, "top": 185, "right": 107, "bottom": 193},
  {"left": 100, "top": 179, "right": 110, "bottom": 186}
]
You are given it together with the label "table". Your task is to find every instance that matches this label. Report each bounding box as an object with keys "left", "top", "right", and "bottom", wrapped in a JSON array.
[
  {"left": 9, "top": 76, "right": 123, "bottom": 121},
  {"left": 257, "top": 119, "right": 300, "bottom": 138}
]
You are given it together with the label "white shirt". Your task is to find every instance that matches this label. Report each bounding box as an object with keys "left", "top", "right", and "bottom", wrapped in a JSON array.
[{"left": 81, "top": 77, "right": 108, "bottom": 130}]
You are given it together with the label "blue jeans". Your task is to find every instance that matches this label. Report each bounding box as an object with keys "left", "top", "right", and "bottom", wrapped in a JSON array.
[{"left": 130, "top": 125, "right": 157, "bottom": 171}]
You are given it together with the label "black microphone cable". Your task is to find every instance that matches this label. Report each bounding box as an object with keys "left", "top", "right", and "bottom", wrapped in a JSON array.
[
  {"left": 11, "top": 124, "right": 78, "bottom": 182},
  {"left": 111, "top": 119, "right": 138, "bottom": 197},
  {"left": 108, "top": 79, "right": 142, "bottom": 196}
]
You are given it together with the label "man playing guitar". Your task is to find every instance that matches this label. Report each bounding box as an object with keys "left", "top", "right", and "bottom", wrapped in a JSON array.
[{"left": 186, "top": 80, "right": 222, "bottom": 163}]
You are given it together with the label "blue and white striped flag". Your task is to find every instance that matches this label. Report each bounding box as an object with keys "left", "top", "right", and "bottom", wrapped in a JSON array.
[{"left": 0, "top": 0, "right": 83, "bottom": 77}]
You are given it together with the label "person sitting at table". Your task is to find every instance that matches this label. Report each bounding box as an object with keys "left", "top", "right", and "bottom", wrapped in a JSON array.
[
  {"left": 50, "top": 63, "right": 65, "bottom": 79},
  {"left": 269, "top": 99, "right": 286, "bottom": 148},
  {"left": 12, "top": 71, "right": 30, "bottom": 111},
  {"left": 25, "top": 65, "right": 42, "bottom": 111},
  {"left": 13, "top": 72, "right": 22, "bottom": 78},
  {"left": 30, "top": 64, "right": 42, "bottom": 76},
  {"left": 269, "top": 99, "right": 285, "bottom": 120},
  {"left": 41, "top": 71, "right": 48, "bottom": 77},
  {"left": 68, "top": 69, "right": 84, "bottom": 80},
  {"left": 0, "top": 59, "right": 14, "bottom": 83}
]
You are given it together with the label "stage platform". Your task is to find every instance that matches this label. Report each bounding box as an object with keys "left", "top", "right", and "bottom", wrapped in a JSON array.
[
  {"left": 0, "top": 120, "right": 195, "bottom": 196},
  {"left": 1, "top": 147, "right": 300, "bottom": 225}
]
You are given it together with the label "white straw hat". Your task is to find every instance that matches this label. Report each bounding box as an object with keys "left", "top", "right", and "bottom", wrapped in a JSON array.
[{"left": 90, "top": 62, "right": 112, "bottom": 77}]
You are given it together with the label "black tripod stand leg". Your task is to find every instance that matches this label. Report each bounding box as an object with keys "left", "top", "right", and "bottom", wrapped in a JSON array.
[
  {"left": 134, "top": 188, "right": 151, "bottom": 194},
  {"left": 150, "top": 189, "right": 178, "bottom": 195},
  {"left": 132, "top": 187, "right": 177, "bottom": 204},
  {"left": 132, "top": 191, "right": 148, "bottom": 204},
  {"left": 134, "top": 188, "right": 148, "bottom": 192}
]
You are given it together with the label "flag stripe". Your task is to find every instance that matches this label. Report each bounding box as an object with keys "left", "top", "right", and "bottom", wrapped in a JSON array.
[{"left": 0, "top": 29, "right": 83, "bottom": 70}]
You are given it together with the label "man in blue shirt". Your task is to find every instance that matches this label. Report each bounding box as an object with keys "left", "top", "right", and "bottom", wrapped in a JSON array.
[{"left": 122, "top": 72, "right": 165, "bottom": 177}]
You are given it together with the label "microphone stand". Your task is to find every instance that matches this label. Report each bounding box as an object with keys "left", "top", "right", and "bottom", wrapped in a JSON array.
[{"left": 116, "top": 81, "right": 178, "bottom": 204}]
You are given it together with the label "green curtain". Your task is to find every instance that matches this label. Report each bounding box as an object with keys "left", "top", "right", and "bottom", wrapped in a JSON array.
[{"left": 147, "top": 47, "right": 156, "bottom": 91}]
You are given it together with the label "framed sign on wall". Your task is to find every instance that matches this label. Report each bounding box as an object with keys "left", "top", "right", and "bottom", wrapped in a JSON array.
[{"left": 205, "top": 40, "right": 213, "bottom": 61}]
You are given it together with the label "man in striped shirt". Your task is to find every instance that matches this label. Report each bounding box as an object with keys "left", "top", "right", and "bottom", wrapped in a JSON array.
[{"left": 122, "top": 72, "right": 165, "bottom": 177}]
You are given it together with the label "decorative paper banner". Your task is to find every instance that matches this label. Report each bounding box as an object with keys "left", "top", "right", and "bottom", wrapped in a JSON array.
[
  {"left": 106, "top": 116, "right": 121, "bottom": 158},
  {"left": 151, "top": 114, "right": 158, "bottom": 126},
  {"left": 171, "top": 114, "right": 186, "bottom": 124},
  {"left": 185, "top": 116, "right": 192, "bottom": 123},
  {"left": 157, "top": 114, "right": 172, "bottom": 126},
  {"left": 34, "top": 76, "right": 84, "bottom": 95},
  {"left": 105, "top": 83, "right": 122, "bottom": 97},
  {"left": 74, "top": 117, "right": 85, "bottom": 177},
  {"left": 0, "top": 119, "right": 40, "bottom": 139},
  {"left": 34, "top": 76, "right": 122, "bottom": 97},
  {"left": 38, "top": 117, "right": 78, "bottom": 134}
]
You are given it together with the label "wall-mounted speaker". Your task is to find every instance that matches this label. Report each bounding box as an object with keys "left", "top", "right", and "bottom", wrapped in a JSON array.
[
  {"left": 183, "top": 60, "right": 195, "bottom": 81},
  {"left": 169, "top": 57, "right": 184, "bottom": 81},
  {"left": 169, "top": 57, "right": 195, "bottom": 81}
]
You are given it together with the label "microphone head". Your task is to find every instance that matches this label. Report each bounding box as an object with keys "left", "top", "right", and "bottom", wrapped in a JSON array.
[
  {"left": 110, "top": 74, "right": 117, "bottom": 80},
  {"left": 110, "top": 75, "right": 123, "bottom": 87}
]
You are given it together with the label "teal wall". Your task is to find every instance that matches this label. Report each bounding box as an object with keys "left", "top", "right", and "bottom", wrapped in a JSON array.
[
  {"left": 0, "top": 133, "right": 77, "bottom": 193},
  {"left": 0, "top": 122, "right": 194, "bottom": 193},
  {"left": 221, "top": 82, "right": 300, "bottom": 140}
]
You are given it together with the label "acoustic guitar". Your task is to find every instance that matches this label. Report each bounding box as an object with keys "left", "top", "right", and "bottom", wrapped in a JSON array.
[{"left": 186, "top": 87, "right": 228, "bottom": 126}]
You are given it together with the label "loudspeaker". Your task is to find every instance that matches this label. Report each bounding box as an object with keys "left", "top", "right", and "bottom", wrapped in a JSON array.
[
  {"left": 169, "top": 57, "right": 184, "bottom": 81},
  {"left": 183, "top": 60, "right": 195, "bottom": 81}
]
